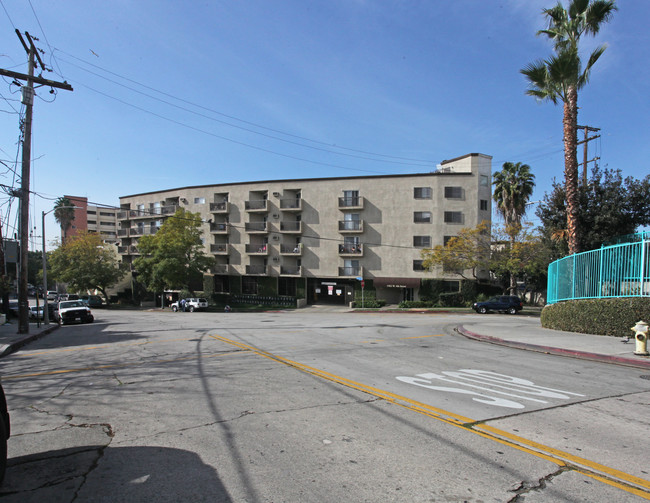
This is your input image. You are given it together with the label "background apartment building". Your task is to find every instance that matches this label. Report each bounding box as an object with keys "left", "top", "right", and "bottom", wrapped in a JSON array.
[
  {"left": 62, "top": 196, "right": 119, "bottom": 244},
  {"left": 117, "top": 153, "right": 492, "bottom": 305}
]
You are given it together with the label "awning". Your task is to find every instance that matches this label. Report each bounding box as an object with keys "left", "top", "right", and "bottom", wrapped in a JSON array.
[{"left": 372, "top": 277, "right": 421, "bottom": 289}]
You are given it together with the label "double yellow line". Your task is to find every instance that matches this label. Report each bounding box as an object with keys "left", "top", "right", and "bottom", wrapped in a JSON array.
[{"left": 211, "top": 334, "right": 650, "bottom": 499}]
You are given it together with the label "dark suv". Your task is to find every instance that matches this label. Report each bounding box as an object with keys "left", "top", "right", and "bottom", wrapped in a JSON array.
[{"left": 472, "top": 296, "right": 523, "bottom": 315}]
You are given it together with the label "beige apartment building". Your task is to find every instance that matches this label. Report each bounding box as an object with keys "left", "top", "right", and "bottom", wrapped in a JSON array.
[{"left": 117, "top": 153, "right": 492, "bottom": 305}]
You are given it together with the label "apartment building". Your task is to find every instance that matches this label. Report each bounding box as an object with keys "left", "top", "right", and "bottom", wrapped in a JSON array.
[
  {"left": 63, "top": 196, "right": 119, "bottom": 244},
  {"left": 117, "top": 153, "right": 492, "bottom": 305}
]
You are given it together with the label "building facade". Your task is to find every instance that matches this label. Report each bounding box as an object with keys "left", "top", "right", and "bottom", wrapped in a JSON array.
[
  {"left": 62, "top": 196, "right": 119, "bottom": 244},
  {"left": 117, "top": 153, "right": 492, "bottom": 305}
]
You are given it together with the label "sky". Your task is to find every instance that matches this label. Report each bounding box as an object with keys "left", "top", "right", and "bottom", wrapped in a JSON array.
[{"left": 0, "top": 0, "right": 648, "bottom": 249}]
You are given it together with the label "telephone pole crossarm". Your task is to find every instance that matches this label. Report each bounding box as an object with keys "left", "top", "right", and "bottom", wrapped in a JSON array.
[{"left": 0, "top": 68, "right": 73, "bottom": 91}]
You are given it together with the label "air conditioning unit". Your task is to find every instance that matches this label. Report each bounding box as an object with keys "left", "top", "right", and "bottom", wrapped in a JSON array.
[
  {"left": 271, "top": 235, "right": 280, "bottom": 241},
  {"left": 272, "top": 213, "right": 280, "bottom": 219},
  {"left": 273, "top": 192, "right": 281, "bottom": 197},
  {"left": 272, "top": 256, "right": 280, "bottom": 263}
]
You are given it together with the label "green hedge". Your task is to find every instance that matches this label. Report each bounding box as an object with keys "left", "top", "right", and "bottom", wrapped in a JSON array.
[{"left": 541, "top": 298, "right": 650, "bottom": 337}]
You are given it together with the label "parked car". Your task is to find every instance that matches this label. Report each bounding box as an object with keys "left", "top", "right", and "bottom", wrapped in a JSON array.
[
  {"left": 46, "top": 291, "right": 58, "bottom": 301},
  {"left": 171, "top": 298, "right": 208, "bottom": 312},
  {"left": 56, "top": 300, "right": 94, "bottom": 325},
  {"left": 0, "top": 382, "right": 9, "bottom": 485},
  {"left": 472, "top": 295, "right": 523, "bottom": 315},
  {"left": 29, "top": 304, "right": 57, "bottom": 320},
  {"left": 6, "top": 301, "right": 19, "bottom": 318},
  {"left": 80, "top": 295, "right": 103, "bottom": 308}
]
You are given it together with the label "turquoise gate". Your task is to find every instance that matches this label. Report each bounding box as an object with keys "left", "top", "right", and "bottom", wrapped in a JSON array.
[{"left": 547, "top": 231, "right": 650, "bottom": 304}]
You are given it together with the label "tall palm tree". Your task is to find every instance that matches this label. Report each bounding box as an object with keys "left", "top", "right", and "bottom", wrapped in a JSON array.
[
  {"left": 493, "top": 162, "right": 536, "bottom": 294},
  {"left": 53, "top": 196, "right": 75, "bottom": 242},
  {"left": 521, "top": 0, "right": 616, "bottom": 255}
]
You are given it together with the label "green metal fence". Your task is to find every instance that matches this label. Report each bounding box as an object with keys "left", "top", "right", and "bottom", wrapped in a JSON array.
[{"left": 547, "top": 231, "right": 650, "bottom": 304}]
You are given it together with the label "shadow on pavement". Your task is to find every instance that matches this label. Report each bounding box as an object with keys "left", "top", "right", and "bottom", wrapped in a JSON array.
[{"left": 2, "top": 445, "right": 232, "bottom": 502}]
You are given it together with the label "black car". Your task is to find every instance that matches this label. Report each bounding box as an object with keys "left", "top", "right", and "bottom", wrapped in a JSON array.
[
  {"left": 0, "top": 382, "right": 9, "bottom": 485},
  {"left": 472, "top": 295, "right": 523, "bottom": 315}
]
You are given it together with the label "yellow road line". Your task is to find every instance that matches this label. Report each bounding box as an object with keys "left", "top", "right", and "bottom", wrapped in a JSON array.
[{"left": 210, "top": 334, "right": 650, "bottom": 498}]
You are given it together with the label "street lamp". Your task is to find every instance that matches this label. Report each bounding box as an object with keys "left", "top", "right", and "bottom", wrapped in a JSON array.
[{"left": 42, "top": 206, "right": 80, "bottom": 324}]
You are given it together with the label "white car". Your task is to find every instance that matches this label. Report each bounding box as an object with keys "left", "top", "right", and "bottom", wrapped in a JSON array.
[
  {"left": 56, "top": 300, "right": 94, "bottom": 325},
  {"left": 171, "top": 298, "right": 208, "bottom": 312}
]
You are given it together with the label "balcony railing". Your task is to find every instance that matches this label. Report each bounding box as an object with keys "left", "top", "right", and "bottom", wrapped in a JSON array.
[
  {"left": 280, "top": 221, "right": 302, "bottom": 233},
  {"left": 339, "top": 244, "right": 363, "bottom": 256},
  {"left": 160, "top": 204, "right": 179, "bottom": 215},
  {"left": 210, "top": 244, "right": 229, "bottom": 254},
  {"left": 339, "top": 266, "right": 363, "bottom": 277},
  {"left": 246, "top": 244, "right": 269, "bottom": 254},
  {"left": 245, "top": 222, "right": 269, "bottom": 233},
  {"left": 246, "top": 265, "right": 268, "bottom": 275},
  {"left": 212, "top": 264, "right": 230, "bottom": 274},
  {"left": 338, "top": 220, "right": 363, "bottom": 233},
  {"left": 280, "top": 266, "right": 302, "bottom": 276},
  {"left": 245, "top": 200, "right": 268, "bottom": 212},
  {"left": 280, "top": 244, "right": 302, "bottom": 255},
  {"left": 129, "top": 226, "right": 159, "bottom": 237},
  {"left": 210, "top": 222, "right": 230, "bottom": 234},
  {"left": 117, "top": 245, "right": 138, "bottom": 254},
  {"left": 279, "top": 199, "right": 302, "bottom": 211},
  {"left": 209, "top": 201, "right": 230, "bottom": 213},
  {"left": 338, "top": 196, "right": 364, "bottom": 210}
]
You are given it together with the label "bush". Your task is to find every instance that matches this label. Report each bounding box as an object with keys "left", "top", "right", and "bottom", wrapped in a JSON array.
[
  {"left": 398, "top": 300, "right": 435, "bottom": 309},
  {"left": 352, "top": 298, "right": 386, "bottom": 309},
  {"left": 540, "top": 297, "right": 650, "bottom": 337}
]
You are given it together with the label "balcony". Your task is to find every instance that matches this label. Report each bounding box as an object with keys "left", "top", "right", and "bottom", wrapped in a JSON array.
[
  {"left": 129, "top": 226, "right": 159, "bottom": 237},
  {"left": 117, "top": 245, "right": 139, "bottom": 254},
  {"left": 117, "top": 228, "right": 130, "bottom": 237},
  {"left": 210, "top": 244, "right": 229, "bottom": 255},
  {"left": 338, "top": 196, "right": 364, "bottom": 210},
  {"left": 210, "top": 222, "right": 230, "bottom": 234},
  {"left": 245, "top": 200, "right": 268, "bottom": 212},
  {"left": 338, "top": 220, "right": 364, "bottom": 233},
  {"left": 280, "top": 221, "right": 302, "bottom": 233},
  {"left": 280, "top": 244, "right": 302, "bottom": 255},
  {"left": 160, "top": 204, "right": 180, "bottom": 215},
  {"left": 245, "top": 222, "right": 269, "bottom": 233},
  {"left": 339, "top": 244, "right": 363, "bottom": 256},
  {"left": 212, "top": 264, "right": 230, "bottom": 274},
  {"left": 339, "top": 266, "right": 363, "bottom": 277},
  {"left": 245, "top": 244, "right": 269, "bottom": 255},
  {"left": 246, "top": 265, "right": 268, "bottom": 275},
  {"left": 279, "top": 199, "right": 302, "bottom": 211},
  {"left": 209, "top": 201, "right": 230, "bottom": 213},
  {"left": 280, "top": 266, "right": 302, "bottom": 276}
]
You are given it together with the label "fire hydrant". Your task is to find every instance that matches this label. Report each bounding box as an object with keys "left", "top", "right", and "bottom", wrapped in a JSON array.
[{"left": 631, "top": 321, "right": 649, "bottom": 356}]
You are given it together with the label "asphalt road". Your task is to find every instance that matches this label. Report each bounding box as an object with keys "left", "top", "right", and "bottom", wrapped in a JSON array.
[{"left": 1, "top": 309, "right": 648, "bottom": 502}]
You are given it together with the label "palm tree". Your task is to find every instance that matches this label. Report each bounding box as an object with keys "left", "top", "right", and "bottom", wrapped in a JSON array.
[
  {"left": 53, "top": 196, "right": 76, "bottom": 242},
  {"left": 493, "top": 162, "right": 536, "bottom": 294},
  {"left": 521, "top": 0, "right": 616, "bottom": 255}
]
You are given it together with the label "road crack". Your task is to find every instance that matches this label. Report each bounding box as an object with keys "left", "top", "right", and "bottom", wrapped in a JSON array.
[{"left": 507, "top": 467, "right": 570, "bottom": 502}]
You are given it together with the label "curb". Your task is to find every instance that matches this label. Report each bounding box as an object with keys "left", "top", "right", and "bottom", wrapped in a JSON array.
[
  {"left": 456, "top": 324, "right": 650, "bottom": 370},
  {"left": 0, "top": 324, "right": 60, "bottom": 357}
]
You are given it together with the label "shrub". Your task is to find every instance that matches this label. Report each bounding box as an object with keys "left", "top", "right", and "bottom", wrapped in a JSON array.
[
  {"left": 540, "top": 297, "right": 650, "bottom": 337},
  {"left": 398, "top": 300, "right": 435, "bottom": 309},
  {"left": 352, "top": 298, "right": 386, "bottom": 309}
]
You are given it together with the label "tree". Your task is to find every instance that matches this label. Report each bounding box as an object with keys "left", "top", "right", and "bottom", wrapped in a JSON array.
[
  {"left": 492, "top": 162, "right": 536, "bottom": 293},
  {"left": 53, "top": 196, "right": 75, "bottom": 242},
  {"left": 537, "top": 167, "right": 650, "bottom": 253},
  {"left": 521, "top": 0, "right": 617, "bottom": 255},
  {"left": 421, "top": 221, "right": 492, "bottom": 281},
  {"left": 133, "top": 208, "right": 214, "bottom": 295},
  {"left": 49, "top": 231, "right": 125, "bottom": 302}
]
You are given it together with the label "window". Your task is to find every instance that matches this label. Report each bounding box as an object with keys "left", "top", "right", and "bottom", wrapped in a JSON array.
[
  {"left": 100, "top": 221, "right": 115, "bottom": 226},
  {"left": 442, "top": 280, "right": 460, "bottom": 292},
  {"left": 87, "top": 210, "right": 97, "bottom": 215},
  {"left": 480, "top": 175, "right": 489, "bottom": 186},
  {"left": 341, "top": 190, "right": 360, "bottom": 207},
  {"left": 413, "top": 260, "right": 425, "bottom": 271},
  {"left": 443, "top": 235, "right": 454, "bottom": 246},
  {"left": 480, "top": 199, "right": 489, "bottom": 211},
  {"left": 413, "top": 236, "right": 431, "bottom": 248},
  {"left": 87, "top": 220, "right": 96, "bottom": 225},
  {"left": 444, "top": 211, "right": 463, "bottom": 224},
  {"left": 444, "top": 186, "right": 463, "bottom": 199},
  {"left": 242, "top": 276, "right": 258, "bottom": 294},
  {"left": 414, "top": 187, "right": 432, "bottom": 199},
  {"left": 194, "top": 197, "right": 206, "bottom": 204},
  {"left": 414, "top": 211, "right": 432, "bottom": 223}
]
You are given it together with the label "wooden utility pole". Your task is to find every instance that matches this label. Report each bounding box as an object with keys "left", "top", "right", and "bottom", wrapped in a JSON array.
[
  {"left": 577, "top": 125, "right": 601, "bottom": 186},
  {"left": 0, "top": 30, "right": 72, "bottom": 334}
]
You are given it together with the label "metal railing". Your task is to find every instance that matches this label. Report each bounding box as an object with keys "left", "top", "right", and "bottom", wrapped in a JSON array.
[{"left": 547, "top": 231, "right": 650, "bottom": 304}]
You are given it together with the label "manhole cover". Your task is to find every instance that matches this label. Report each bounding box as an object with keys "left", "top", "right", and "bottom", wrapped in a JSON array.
[{"left": 641, "top": 375, "right": 650, "bottom": 380}]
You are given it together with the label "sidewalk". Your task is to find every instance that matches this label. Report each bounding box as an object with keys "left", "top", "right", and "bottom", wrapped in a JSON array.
[
  {"left": 0, "top": 319, "right": 59, "bottom": 357},
  {"left": 457, "top": 317, "right": 650, "bottom": 370}
]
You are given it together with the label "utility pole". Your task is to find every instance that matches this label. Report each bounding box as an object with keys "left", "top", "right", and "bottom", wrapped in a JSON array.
[
  {"left": 577, "top": 125, "right": 601, "bottom": 186},
  {"left": 0, "top": 30, "right": 73, "bottom": 334}
]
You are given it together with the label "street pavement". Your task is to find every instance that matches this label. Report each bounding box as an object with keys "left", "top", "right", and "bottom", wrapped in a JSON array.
[{"left": 0, "top": 307, "right": 648, "bottom": 369}]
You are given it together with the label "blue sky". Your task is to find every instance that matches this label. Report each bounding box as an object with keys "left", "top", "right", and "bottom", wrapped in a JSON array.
[{"left": 1, "top": 0, "right": 648, "bottom": 247}]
